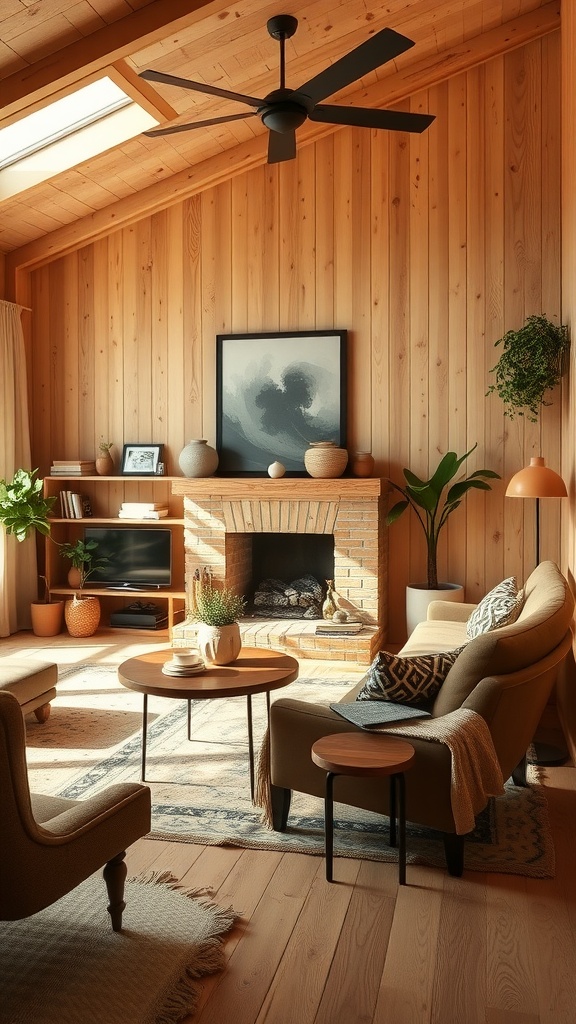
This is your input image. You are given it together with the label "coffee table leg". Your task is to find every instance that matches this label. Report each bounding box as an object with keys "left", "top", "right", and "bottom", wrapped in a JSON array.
[
  {"left": 141, "top": 692, "right": 148, "bottom": 782},
  {"left": 325, "top": 771, "right": 336, "bottom": 882},
  {"left": 246, "top": 695, "right": 255, "bottom": 800},
  {"left": 389, "top": 774, "right": 397, "bottom": 847},
  {"left": 187, "top": 699, "right": 192, "bottom": 741},
  {"left": 395, "top": 773, "right": 407, "bottom": 885}
]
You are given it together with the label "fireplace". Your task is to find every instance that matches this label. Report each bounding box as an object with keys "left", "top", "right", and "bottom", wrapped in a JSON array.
[{"left": 171, "top": 477, "right": 386, "bottom": 663}]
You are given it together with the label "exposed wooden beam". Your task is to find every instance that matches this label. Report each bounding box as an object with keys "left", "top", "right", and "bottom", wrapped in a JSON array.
[
  {"left": 0, "top": 0, "right": 228, "bottom": 124},
  {"left": 7, "top": 2, "right": 560, "bottom": 275}
]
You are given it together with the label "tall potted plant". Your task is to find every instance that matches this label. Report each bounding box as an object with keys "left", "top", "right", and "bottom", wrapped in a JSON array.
[
  {"left": 60, "top": 538, "right": 107, "bottom": 637},
  {"left": 0, "top": 468, "right": 64, "bottom": 636},
  {"left": 192, "top": 568, "right": 246, "bottom": 665},
  {"left": 385, "top": 445, "right": 499, "bottom": 633}
]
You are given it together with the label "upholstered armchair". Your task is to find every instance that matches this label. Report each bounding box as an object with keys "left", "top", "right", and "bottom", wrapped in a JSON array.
[
  {"left": 0, "top": 690, "right": 151, "bottom": 930},
  {"left": 268, "top": 560, "right": 574, "bottom": 875}
]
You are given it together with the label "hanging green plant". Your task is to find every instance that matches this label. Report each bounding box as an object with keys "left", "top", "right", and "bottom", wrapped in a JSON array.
[{"left": 486, "top": 314, "right": 569, "bottom": 423}]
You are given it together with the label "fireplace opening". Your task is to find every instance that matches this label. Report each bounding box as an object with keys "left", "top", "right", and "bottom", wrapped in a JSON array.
[{"left": 248, "top": 533, "right": 334, "bottom": 619}]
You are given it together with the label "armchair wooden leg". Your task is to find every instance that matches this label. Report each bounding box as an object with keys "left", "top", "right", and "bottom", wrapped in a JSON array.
[
  {"left": 512, "top": 754, "right": 528, "bottom": 787},
  {"left": 33, "top": 703, "right": 51, "bottom": 723},
  {"left": 271, "top": 785, "right": 292, "bottom": 831},
  {"left": 104, "top": 851, "right": 127, "bottom": 931},
  {"left": 442, "top": 833, "right": 464, "bottom": 877}
]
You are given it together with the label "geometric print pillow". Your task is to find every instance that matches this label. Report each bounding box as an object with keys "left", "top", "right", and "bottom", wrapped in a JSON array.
[
  {"left": 466, "top": 576, "right": 524, "bottom": 639},
  {"left": 356, "top": 647, "right": 466, "bottom": 709}
]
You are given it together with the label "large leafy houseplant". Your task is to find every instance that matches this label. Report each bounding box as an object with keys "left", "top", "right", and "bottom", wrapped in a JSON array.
[
  {"left": 486, "top": 314, "right": 569, "bottom": 422},
  {"left": 385, "top": 445, "right": 500, "bottom": 589}
]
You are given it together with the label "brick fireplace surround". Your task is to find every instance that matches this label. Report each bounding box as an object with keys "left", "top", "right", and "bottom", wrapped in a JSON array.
[{"left": 171, "top": 478, "right": 386, "bottom": 664}]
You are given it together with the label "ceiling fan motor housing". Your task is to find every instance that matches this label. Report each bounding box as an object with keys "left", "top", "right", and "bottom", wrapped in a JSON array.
[{"left": 260, "top": 88, "right": 309, "bottom": 133}]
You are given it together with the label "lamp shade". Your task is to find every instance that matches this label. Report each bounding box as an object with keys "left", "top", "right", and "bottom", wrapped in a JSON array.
[{"left": 506, "top": 456, "right": 567, "bottom": 498}]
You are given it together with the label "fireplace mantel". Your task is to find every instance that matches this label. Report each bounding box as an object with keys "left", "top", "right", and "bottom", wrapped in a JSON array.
[{"left": 172, "top": 477, "right": 383, "bottom": 498}]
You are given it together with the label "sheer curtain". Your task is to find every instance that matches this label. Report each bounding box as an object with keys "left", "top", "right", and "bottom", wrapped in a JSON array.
[{"left": 0, "top": 299, "right": 37, "bottom": 635}]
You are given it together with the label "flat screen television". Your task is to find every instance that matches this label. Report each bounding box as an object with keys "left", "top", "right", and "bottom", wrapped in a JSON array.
[{"left": 84, "top": 527, "right": 172, "bottom": 589}]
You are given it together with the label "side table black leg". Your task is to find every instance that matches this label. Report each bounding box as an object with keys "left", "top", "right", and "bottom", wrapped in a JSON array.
[
  {"left": 395, "top": 773, "right": 407, "bottom": 886},
  {"left": 141, "top": 692, "right": 148, "bottom": 782},
  {"left": 325, "top": 771, "right": 336, "bottom": 882},
  {"left": 389, "top": 773, "right": 397, "bottom": 847},
  {"left": 246, "top": 694, "right": 255, "bottom": 800},
  {"left": 187, "top": 699, "right": 192, "bottom": 741}
]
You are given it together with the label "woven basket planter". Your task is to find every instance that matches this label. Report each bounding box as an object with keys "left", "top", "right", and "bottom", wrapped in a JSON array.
[
  {"left": 304, "top": 441, "right": 348, "bottom": 478},
  {"left": 65, "top": 595, "right": 101, "bottom": 637}
]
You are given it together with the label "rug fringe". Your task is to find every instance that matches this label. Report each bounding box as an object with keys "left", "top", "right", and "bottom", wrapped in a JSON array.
[
  {"left": 253, "top": 725, "right": 274, "bottom": 828},
  {"left": 152, "top": 939, "right": 226, "bottom": 1024},
  {"left": 129, "top": 871, "right": 238, "bottom": 933}
]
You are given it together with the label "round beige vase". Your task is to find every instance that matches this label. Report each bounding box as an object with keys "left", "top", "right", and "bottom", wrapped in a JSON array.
[
  {"left": 178, "top": 439, "right": 219, "bottom": 478},
  {"left": 405, "top": 583, "right": 464, "bottom": 636},
  {"left": 304, "top": 441, "right": 348, "bottom": 479},
  {"left": 65, "top": 595, "right": 101, "bottom": 637},
  {"left": 197, "top": 621, "right": 241, "bottom": 665}
]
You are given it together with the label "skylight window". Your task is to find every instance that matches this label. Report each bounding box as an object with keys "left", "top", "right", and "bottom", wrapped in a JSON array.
[{"left": 0, "top": 76, "right": 160, "bottom": 201}]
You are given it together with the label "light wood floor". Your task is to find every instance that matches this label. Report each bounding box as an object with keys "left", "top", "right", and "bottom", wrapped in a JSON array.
[{"left": 3, "top": 631, "right": 576, "bottom": 1024}]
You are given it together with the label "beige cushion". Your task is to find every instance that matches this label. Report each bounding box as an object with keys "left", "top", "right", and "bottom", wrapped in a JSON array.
[{"left": 0, "top": 659, "right": 58, "bottom": 705}]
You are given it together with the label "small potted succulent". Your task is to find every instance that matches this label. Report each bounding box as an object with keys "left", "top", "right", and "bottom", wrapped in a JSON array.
[
  {"left": 96, "top": 441, "right": 115, "bottom": 476},
  {"left": 0, "top": 468, "right": 64, "bottom": 636},
  {"left": 60, "top": 538, "right": 108, "bottom": 636},
  {"left": 192, "top": 567, "right": 246, "bottom": 665}
]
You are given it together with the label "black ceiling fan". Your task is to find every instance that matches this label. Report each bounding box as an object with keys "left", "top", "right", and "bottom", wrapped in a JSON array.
[{"left": 139, "top": 15, "right": 435, "bottom": 164}]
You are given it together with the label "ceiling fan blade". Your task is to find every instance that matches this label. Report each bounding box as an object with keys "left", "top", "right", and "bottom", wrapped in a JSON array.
[
  {"left": 144, "top": 112, "right": 257, "bottom": 137},
  {"left": 310, "top": 104, "right": 435, "bottom": 134},
  {"left": 139, "top": 69, "right": 263, "bottom": 108},
  {"left": 296, "top": 27, "right": 415, "bottom": 106},
  {"left": 267, "top": 129, "right": 297, "bottom": 164}
]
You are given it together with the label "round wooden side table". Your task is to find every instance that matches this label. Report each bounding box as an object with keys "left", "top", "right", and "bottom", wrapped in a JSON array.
[{"left": 311, "top": 731, "right": 416, "bottom": 885}]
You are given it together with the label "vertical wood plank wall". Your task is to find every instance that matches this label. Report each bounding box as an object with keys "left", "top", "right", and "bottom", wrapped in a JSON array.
[{"left": 24, "top": 37, "right": 562, "bottom": 644}]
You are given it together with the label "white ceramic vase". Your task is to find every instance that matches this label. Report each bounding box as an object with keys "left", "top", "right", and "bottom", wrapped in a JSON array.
[
  {"left": 196, "top": 621, "right": 241, "bottom": 665},
  {"left": 178, "top": 439, "right": 219, "bottom": 478},
  {"left": 405, "top": 583, "right": 464, "bottom": 636}
]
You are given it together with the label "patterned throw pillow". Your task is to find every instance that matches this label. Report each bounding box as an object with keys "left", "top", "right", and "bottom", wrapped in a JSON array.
[
  {"left": 466, "top": 577, "right": 524, "bottom": 639},
  {"left": 356, "top": 647, "right": 465, "bottom": 708}
]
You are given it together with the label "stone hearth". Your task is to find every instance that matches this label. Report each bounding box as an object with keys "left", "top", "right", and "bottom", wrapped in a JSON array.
[{"left": 171, "top": 478, "right": 386, "bottom": 664}]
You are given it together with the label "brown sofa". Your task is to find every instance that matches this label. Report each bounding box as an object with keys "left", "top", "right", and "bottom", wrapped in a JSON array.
[{"left": 268, "top": 560, "right": 575, "bottom": 875}]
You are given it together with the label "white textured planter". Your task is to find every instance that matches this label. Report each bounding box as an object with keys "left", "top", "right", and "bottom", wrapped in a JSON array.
[
  {"left": 406, "top": 583, "right": 464, "bottom": 636},
  {"left": 197, "top": 621, "right": 241, "bottom": 665}
]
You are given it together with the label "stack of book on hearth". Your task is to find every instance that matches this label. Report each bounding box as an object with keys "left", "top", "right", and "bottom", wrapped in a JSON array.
[
  {"left": 315, "top": 618, "right": 364, "bottom": 636},
  {"left": 118, "top": 501, "right": 169, "bottom": 520},
  {"left": 50, "top": 459, "right": 96, "bottom": 476}
]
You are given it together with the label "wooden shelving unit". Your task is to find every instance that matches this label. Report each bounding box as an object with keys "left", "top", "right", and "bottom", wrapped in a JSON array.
[{"left": 43, "top": 475, "right": 187, "bottom": 637}]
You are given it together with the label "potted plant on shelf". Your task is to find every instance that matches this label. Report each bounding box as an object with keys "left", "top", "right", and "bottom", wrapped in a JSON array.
[
  {"left": 486, "top": 314, "right": 569, "bottom": 422},
  {"left": 0, "top": 468, "right": 64, "bottom": 636},
  {"left": 385, "top": 445, "right": 500, "bottom": 633},
  {"left": 192, "top": 567, "right": 246, "bottom": 665},
  {"left": 60, "top": 538, "right": 107, "bottom": 637},
  {"left": 96, "top": 440, "right": 114, "bottom": 476}
]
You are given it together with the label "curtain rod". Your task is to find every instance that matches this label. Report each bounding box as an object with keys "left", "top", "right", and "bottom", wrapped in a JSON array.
[{"left": 0, "top": 298, "right": 32, "bottom": 312}]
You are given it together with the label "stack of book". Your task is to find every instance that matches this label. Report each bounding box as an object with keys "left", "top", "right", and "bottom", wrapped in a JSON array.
[
  {"left": 50, "top": 460, "right": 96, "bottom": 476},
  {"left": 315, "top": 619, "right": 364, "bottom": 636},
  {"left": 118, "top": 501, "right": 169, "bottom": 520},
  {"left": 58, "top": 491, "right": 93, "bottom": 519}
]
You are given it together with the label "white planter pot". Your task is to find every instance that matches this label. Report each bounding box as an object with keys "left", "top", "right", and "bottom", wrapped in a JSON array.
[
  {"left": 197, "top": 621, "right": 241, "bottom": 665},
  {"left": 406, "top": 583, "right": 464, "bottom": 637}
]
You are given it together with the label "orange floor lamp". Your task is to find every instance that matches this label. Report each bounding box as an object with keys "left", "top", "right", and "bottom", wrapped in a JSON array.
[{"left": 506, "top": 455, "right": 568, "bottom": 765}]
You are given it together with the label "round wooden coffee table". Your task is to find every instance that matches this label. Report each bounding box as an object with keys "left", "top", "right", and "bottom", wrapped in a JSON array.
[
  {"left": 118, "top": 647, "right": 299, "bottom": 796},
  {"left": 311, "top": 732, "right": 416, "bottom": 885}
]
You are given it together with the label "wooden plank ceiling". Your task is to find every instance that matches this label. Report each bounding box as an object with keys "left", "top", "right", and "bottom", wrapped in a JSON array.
[{"left": 0, "top": 0, "right": 556, "bottom": 256}]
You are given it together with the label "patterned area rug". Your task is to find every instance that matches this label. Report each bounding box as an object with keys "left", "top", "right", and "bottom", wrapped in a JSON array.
[
  {"left": 25, "top": 664, "right": 555, "bottom": 878},
  {"left": 0, "top": 871, "right": 236, "bottom": 1024}
]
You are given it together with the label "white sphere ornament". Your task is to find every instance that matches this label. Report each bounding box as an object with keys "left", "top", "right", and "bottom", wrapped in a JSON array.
[{"left": 268, "top": 461, "right": 286, "bottom": 478}]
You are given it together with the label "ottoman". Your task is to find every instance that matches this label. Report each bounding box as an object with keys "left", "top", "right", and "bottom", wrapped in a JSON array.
[{"left": 0, "top": 658, "right": 58, "bottom": 722}]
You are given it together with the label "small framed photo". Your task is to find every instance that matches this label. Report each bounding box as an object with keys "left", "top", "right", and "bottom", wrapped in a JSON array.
[{"left": 121, "top": 443, "right": 164, "bottom": 476}]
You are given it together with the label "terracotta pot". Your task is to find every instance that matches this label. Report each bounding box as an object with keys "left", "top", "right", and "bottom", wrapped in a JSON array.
[
  {"left": 196, "top": 621, "right": 241, "bottom": 665},
  {"left": 65, "top": 595, "right": 101, "bottom": 637},
  {"left": 350, "top": 451, "right": 375, "bottom": 477},
  {"left": 95, "top": 454, "right": 114, "bottom": 476},
  {"left": 30, "top": 600, "right": 64, "bottom": 637},
  {"left": 67, "top": 566, "right": 82, "bottom": 588}
]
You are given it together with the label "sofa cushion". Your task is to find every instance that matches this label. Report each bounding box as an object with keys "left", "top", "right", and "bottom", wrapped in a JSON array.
[
  {"left": 465, "top": 577, "right": 523, "bottom": 638},
  {"left": 432, "top": 560, "right": 574, "bottom": 717},
  {"left": 356, "top": 647, "right": 465, "bottom": 708}
]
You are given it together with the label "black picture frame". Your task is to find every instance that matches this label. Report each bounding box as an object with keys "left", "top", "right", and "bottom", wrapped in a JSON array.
[
  {"left": 216, "top": 330, "right": 347, "bottom": 476},
  {"left": 121, "top": 443, "right": 164, "bottom": 476}
]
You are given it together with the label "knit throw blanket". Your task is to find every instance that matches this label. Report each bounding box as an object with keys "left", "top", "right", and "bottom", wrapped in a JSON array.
[{"left": 255, "top": 707, "right": 504, "bottom": 836}]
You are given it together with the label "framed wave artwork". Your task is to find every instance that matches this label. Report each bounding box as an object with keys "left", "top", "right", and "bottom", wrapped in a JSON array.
[{"left": 215, "top": 330, "right": 347, "bottom": 476}]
